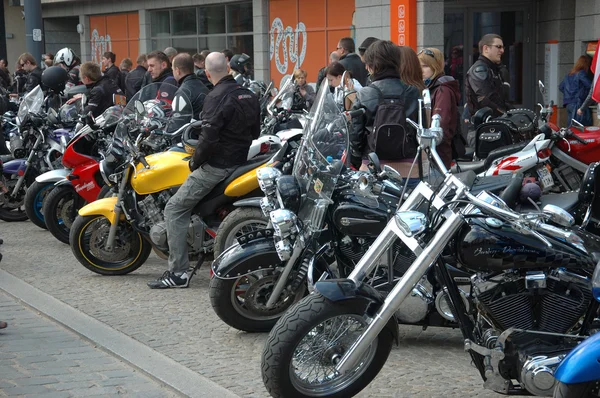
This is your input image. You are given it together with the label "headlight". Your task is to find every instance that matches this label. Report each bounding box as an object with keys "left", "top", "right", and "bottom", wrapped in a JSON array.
[
  {"left": 260, "top": 196, "right": 278, "bottom": 217},
  {"left": 275, "top": 175, "right": 301, "bottom": 213},
  {"left": 270, "top": 209, "right": 298, "bottom": 238},
  {"left": 274, "top": 238, "right": 293, "bottom": 261},
  {"left": 257, "top": 167, "right": 282, "bottom": 194}
]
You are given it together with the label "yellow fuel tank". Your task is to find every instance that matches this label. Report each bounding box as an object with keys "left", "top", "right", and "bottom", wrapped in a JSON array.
[{"left": 131, "top": 151, "right": 190, "bottom": 195}]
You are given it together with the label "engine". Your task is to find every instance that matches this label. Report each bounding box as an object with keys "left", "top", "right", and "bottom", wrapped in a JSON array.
[{"left": 471, "top": 269, "right": 593, "bottom": 396}]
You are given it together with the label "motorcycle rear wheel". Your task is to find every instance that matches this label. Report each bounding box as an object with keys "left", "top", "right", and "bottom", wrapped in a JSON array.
[
  {"left": 43, "top": 185, "right": 82, "bottom": 245},
  {"left": 24, "top": 180, "right": 54, "bottom": 229},
  {"left": 261, "top": 294, "right": 393, "bottom": 398},
  {"left": 554, "top": 381, "right": 600, "bottom": 398},
  {"left": 70, "top": 215, "right": 151, "bottom": 275}
]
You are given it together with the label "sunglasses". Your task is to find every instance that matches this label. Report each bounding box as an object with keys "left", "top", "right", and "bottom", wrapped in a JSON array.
[
  {"left": 489, "top": 44, "right": 504, "bottom": 50},
  {"left": 418, "top": 49, "right": 435, "bottom": 58}
]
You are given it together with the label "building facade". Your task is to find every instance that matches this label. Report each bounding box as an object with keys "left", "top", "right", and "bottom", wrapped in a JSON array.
[{"left": 1, "top": 0, "right": 599, "bottom": 110}]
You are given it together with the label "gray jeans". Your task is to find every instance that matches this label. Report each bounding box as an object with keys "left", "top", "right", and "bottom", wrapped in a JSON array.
[{"left": 164, "top": 163, "right": 235, "bottom": 273}]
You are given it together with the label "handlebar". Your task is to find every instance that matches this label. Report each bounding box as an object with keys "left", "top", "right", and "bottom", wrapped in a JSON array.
[{"left": 569, "top": 130, "right": 587, "bottom": 145}]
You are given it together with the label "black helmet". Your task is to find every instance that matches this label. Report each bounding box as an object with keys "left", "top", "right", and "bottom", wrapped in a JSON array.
[
  {"left": 42, "top": 66, "right": 68, "bottom": 93},
  {"left": 230, "top": 53, "right": 251, "bottom": 74}
]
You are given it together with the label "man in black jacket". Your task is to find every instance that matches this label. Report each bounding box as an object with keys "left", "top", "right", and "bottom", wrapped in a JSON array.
[
  {"left": 147, "top": 51, "right": 177, "bottom": 101},
  {"left": 173, "top": 53, "right": 208, "bottom": 120},
  {"left": 101, "top": 51, "right": 121, "bottom": 87},
  {"left": 148, "top": 52, "right": 260, "bottom": 289},
  {"left": 193, "top": 53, "right": 213, "bottom": 90},
  {"left": 18, "top": 53, "right": 43, "bottom": 94},
  {"left": 337, "top": 37, "right": 368, "bottom": 87},
  {"left": 71, "top": 62, "right": 122, "bottom": 117},
  {"left": 465, "top": 34, "right": 511, "bottom": 118},
  {"left": 125, "top": 54, "right": 147, "bottom": 100}
]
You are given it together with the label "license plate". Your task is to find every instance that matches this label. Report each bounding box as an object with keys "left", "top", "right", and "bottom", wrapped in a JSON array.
[{"left": 537, "top": 165, "right": 554, "bottom": 190}]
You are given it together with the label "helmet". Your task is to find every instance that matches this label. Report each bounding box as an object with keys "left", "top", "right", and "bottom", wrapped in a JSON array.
[
  {"left": 42, "top": 66, "right": 68, "bottom": 93},
  {"left": 182, "top": 120, "right": 203, "bottom": 154},
  {"left": 143, "top": 99, "right": 172, "bottom": 119},
  {"left": 230, "top": 53, "right": 251, "bottom": 74},
  {"left": 58, "top": 102, "right": 82, "bottom": 126},
  {"left": 54, "top": 47, "right": 76, "bottom": 68}
]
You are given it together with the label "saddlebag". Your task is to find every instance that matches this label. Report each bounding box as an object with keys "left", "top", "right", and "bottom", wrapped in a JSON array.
[{"left": 475, "top": 109, "right": 537, "bottom": 159}]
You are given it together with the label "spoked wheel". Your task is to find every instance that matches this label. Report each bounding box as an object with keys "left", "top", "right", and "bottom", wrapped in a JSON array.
[
  {"left": 69, "top": 215, "right": 151, "bottom": 275},
  {"left": 213, "top": 207, "right": 268, "bottom": 257},
  {"left": 209, "top": 270, "right": 305, "bottom": 332},
  {"left": 24, "top": 180, "right": 55, "bottom": 229},
  {"left": 43, "top": 185, "right": 83, "bottom": 244},
  {"left": 0, "top": 178, "right": 28, "bottom": 222},
  {"left": 262, "top": 294, "right": 394, "bottom": 398}
]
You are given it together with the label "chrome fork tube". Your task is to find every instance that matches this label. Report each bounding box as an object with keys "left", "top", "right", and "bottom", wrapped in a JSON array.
[
  {"left": 266, "top": 240, "right": 304, "bottom": 308},
  {"left": 105, "top": 168, "right": 130, "bottom": 251},
  {"left": 11, "top": 135, "right": 42, "bottom": 197},
  {"left": 336, "top": 211, "right": 465, "bottom": 374},
  {"left": 348, "top": 222, "right": 398, "bottom": 283}
]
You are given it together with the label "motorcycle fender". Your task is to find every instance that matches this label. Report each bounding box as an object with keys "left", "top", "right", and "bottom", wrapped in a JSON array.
[
  {"left": 554, "top": 331, "right": 600, "bottom": 384},
  {"left": 35, "top": 169, "right": 70, "bottom": 184},
  {"left": 2, "top": 159, "right": 26, "bottom": 175},
  {"left": 224, "top": 163, "right": 267, "bottom": 197},
  {"left": 211, "top": 236, "right": 281, "bottom": 279},
  {"left": 233, "top": 197, "right": 262, "bottom": 208},
  {"left": 315, "top": 279, "right": 400, "bottom": 344},
  {"left": 54, "top": 178, "right": 72, "bottom": 187},
  {"left": 78, "top": 197, "right": 122, "bottom": 225}
]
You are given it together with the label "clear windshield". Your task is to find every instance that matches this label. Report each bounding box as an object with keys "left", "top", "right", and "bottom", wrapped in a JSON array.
[
  {"left": 267, "top": 78, "right": 295, "bottom": 114},
  {"left": 123, "top": 83, "right": 192, "bottom": 135},
  {"left": 292, "top": 80, "right": 348, "bottom": 226},
  {"left": 17, "top": 85, "right": 44, "bottom": 123},
  {"left": 98, "top": 105, "right": 125, "bottom": 127}
]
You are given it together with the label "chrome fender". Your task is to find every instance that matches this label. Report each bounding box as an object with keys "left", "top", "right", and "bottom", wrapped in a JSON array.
[{"left": 35, "top": 168, "right": 70, "bottom": 184}]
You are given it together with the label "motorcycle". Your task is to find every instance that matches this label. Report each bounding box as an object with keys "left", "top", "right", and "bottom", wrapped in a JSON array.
[
  {"left": 69, "top": 93, "right": 271, "bottom": 275},
  {"left": 261, "top": 89, "right": 600, "bottom": 398},
  {"left": 0, "top": 86, "right": 73, "bottom": 224}
]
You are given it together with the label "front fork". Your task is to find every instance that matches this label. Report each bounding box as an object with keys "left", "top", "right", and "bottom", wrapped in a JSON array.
[
  {"left": 11, "top": 135, "right": 42, "bottom": 197},
  {"left": 105, "top": 167, "right": 131, "bottom": 251}
]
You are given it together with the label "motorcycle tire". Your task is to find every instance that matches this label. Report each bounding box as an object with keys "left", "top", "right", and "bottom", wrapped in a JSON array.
[
  {"left": 97, "top": 184, "right": 114, "bottom": 199},
  {"left": 209, "top": 272, "right": 305, "bottom": 333},
  {"left": 24, "top": 180, "right": 54, "bottom": 229},
  {"left": 213, "top": 207, "right": 268, "bottom": 258},
  {"left": 261, "top": 294, "right": 394, "bottom": 398},
  {"left": 554, "top": 381, "right": 600, "bottom": 398},
  {"left": 43, "top": 185, "right": 82, "bottom": 245},
  {"left": 70, "top": 215, "right": 151, "bottom": 275}
]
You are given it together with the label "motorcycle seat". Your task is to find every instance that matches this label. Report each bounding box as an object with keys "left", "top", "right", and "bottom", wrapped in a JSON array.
[
  {"left": 520, "top": 191, "right": 580, "bottom": 213},
  {"left": 483, "top": 141, "right": 528, "bottom": 169},
  {"left": 452, "top": 160, "right": 486, "bottom": 174}
]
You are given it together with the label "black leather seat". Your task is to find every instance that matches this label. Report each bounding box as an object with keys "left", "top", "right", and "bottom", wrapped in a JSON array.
[
  {"left": 452, "top": 160, "right": 486, "bottom": 174},
  {"left": 520, "top": 191, "right": 580, "bottom": 213}
]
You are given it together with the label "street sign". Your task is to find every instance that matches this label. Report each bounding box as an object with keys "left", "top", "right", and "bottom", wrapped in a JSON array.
[
  {"left": 390, "top": 0, "right": 416, "bottom": 49},
  {"left": 32, "top": 29, "right": 42, "bottom": 42}
]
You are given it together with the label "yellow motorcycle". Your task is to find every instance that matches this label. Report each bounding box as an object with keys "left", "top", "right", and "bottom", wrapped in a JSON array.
[{"left": 69, "top": 95, "right": 273, "bottom": 275}]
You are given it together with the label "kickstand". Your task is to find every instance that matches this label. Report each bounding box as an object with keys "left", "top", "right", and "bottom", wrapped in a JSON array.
[{"left": 188, "top": 253, "right": 206, "bottom": 278}]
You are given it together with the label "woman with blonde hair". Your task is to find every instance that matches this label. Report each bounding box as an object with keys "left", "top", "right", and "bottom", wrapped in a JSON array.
[
  {"left": 292, "top": 68, "right": 316, "bottom": 110},
  {"left": 418, "top": 47, "right": 461, "bottom": 167}
]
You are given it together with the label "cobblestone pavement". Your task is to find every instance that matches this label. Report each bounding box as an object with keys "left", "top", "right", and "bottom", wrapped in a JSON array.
[
  {"left": 0, "top": 221, "right": 527, "bottom": 398},
  {"left": 0, "top": 291, "right": 179, "bottom": 398}
]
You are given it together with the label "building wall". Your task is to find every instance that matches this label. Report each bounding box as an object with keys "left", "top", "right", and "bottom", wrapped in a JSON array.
[
  {"left": 43, "top": 17, "right": 79, "bottom": 57},
  {"left": 4, "top": 0, "right": 26, "bottom": 68}
]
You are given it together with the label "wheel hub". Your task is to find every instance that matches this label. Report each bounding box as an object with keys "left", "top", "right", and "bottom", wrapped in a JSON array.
[
  {"left": 88, "top": 221, "right": 131, "bottom": 262},
  {"left": 57, "top": 197, "right": 75, "bottom": 229},
  {"left": 243, "top": 275, "right": 295, "bottom": 315}
]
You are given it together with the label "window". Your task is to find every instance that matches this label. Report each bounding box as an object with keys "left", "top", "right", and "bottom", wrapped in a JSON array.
[{"left": 150, "top": 2, "right": 253, "bottom": 55}]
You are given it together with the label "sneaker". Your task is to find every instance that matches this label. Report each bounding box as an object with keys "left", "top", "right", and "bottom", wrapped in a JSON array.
[{"left": 147, "top": 271, "right": 191, "bottom": 289}]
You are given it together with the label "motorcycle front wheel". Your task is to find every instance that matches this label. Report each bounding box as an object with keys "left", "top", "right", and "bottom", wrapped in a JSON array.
[
  {"left": 209, "top": 270, "right": 305, "bottom": 332},
  {"left": 24, "top": 180, "right": 54, "bottom": 229},
  {"left": 43, "top": 185, "right": 83, "bottom": 244},
  {"left": 70, "top": 215, "right": 151, "bottom": 275},
  {"left": 554, "top": 381, "right": 600, "bottom": 398},
  {"left": 213, "top": 207, "right": 268, "bottom": 258},
  {"left": 261, "top": 294, "right": 393, "bottom": 398}
]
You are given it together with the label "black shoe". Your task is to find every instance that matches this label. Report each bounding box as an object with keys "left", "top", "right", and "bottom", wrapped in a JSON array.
[{"left": 147, "top": 271, "right": 191, "bottom": 289}]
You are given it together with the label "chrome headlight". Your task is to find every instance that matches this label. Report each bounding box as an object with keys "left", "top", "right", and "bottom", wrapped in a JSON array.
[
  {"left": 260, "top": 196, "right": 278, "bottom": 217},
  {"left": 274, "top": 238, "right": 293, "bottom": 261},
  {"left": 257, "top": 167, "right": 282, "bottom": 194},
  {"left": 394, "top": 211, "right": 426, "bottom": 237},
  {"left": 270, "top": 209, "right": 298, "bottom": 238}
]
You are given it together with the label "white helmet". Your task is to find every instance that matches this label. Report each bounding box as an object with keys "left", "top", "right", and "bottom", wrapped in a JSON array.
[{"left": 54, "top": 47, "right": 76, "bottom": 68}]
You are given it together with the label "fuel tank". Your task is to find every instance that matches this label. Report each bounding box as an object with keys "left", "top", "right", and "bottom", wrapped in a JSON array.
[
  {"left": 457, "top": 218, "right": 600, "bottom": 272},
  {"left": 332, "top": 189, "right": 391, "bottom": 237},
  {"left": 131, "top": 150, "right": 190, "bottom": 195},
  {"left": 555, "top": 126, "right": 600, "bottom": 164}
]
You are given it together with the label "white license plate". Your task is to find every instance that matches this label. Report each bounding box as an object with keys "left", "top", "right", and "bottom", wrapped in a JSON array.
[{"left": 537, "top": 165, "right": 554, "bottom": 190}]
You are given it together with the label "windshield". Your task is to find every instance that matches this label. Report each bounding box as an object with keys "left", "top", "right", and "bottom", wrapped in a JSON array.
[
  {"left": 292, "top": 80, "right": 348, "bottom": 227},
  {"left": 124, "top": 82, "right": 192, "bottom": 135},
  {"left": 267, "top": 78, "right": 295, "bottom": 115},
  {"left": 17, "top": 85, "right": 44, "bottom": 123}
]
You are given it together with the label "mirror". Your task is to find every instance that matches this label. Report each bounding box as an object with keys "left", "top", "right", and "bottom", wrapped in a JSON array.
[
  {"left": 368, "top": 152, "right": 381, "bottom": 173},
  {"left": 572, "top": 119, "right": 585, "bottom": 132},
  {"left": 422, "top": 89, "right": 431, "bottom": 109},
  {"left": 83, "top": 111, "right": 96, "bottom": 129},
  {"left": 134, "top": 100, "right": 145, "bottom": 116},
  {"left": 543, "top": 204, "right": 575, "bottom": 227},
  {"left": 383, "top": 165, "right": 403, "bottom": 183},
  {"left": 80, "top": 94, "right": 87, "bottom": 106}
]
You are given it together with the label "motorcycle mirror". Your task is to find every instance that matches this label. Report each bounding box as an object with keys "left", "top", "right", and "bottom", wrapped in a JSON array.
[
  {"left": 47, "top": 108, "right": 58, "bottom": 124},
  {"left": 422, "top": 89, "right": 432, "bottom": 110},
  {"left": 383, "top": 165, "right": 403, "bottom": 183},
  {"left": 368, "top": 152, "right": 381, "bottom": 173},
  {"left": 572, "top": 119, "right": 585, "bottom": 132},
  {"left": 134, "top": 100, "right": 145, "bottom": 116},
  {"left": 80, "top": 93, "right": 87, "bottom": 106},
  {"left": 542, "top": 204, "right": 575, "bottom": 227},
  {"left": 340, "top": 71, "right": 348, "bottom": 90}
]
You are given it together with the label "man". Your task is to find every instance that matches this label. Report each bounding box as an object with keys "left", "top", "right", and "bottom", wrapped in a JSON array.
[
  {"left": 221, "top": 48, "right": 234, "bottom": 63},
  {"left": 147, "top": 51, "right": 177, "bottom": 101},
  {"left": 43, "top": 53, "right": 54, "bottom": 69},
  {"left": 73, "top": 61, "right": 122, "bottom": 117},
  {"left": 465, "top": 33, "right": 511, "bottom": 118},
  {"left": 172, "top": 53, "right": 209, "bottom": 120},
  {"left": 18, "top": 53, "right": 43, "bottom": 94},
  {"left": 358, "top": 37, "right": 378, "bottom": 62},
  {"left": 147, "top": 52, "right": 260, "bottom": 289},
  {"left": 337, "top": 37, "right": 368, "bottom": 87},
  {"left": 54, "top": 47, "right": 81, "bottom": 88},
  {"left": 164, "top": 47, "right": 178, "bottom": 63},
  {"left": 119, "top": 57, "right": 132, "bottom": 93},
  {"left": 101, "top": 51, "right": 121, "bottom": 87},
  {"left": 200, "top": 49, "right": 210, "bottom": 59},
  {"left": 193, "top": 52, "right": 212, "bottom": 90},
  {"left": 317, "top": 51, "right": 340, "bottom": 89},
  {"left": 125, "top": 54, "right": 147, "bottom": 101}
]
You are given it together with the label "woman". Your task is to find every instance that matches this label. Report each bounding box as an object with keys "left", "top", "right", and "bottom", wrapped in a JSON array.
[
  {"left": 559, "top": 55, "right": 593, "bottom": 126},
  {"left": 325, "top": 61, "right": 362, "bottom": 111},
  {"left": 418, "top": 47, "right": 461, "bottom": 168},
  {"left": 398, "top": 46, "right": 425, "bottom": 90},
  {"left": 349, "top": 40, "right": 421, "bottom": 181},
  {"left": 292, "top": 69, "right": 316, "bottom": 111}
]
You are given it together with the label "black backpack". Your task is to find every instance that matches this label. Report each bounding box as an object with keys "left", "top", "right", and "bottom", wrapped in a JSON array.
[{"left": 367, "top": 86, "right": 416, "bottom": 160}]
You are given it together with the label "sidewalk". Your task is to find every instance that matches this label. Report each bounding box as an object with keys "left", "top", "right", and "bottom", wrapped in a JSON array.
[{"left": 0, "top": 291, "right": 179, "bottom": 398}]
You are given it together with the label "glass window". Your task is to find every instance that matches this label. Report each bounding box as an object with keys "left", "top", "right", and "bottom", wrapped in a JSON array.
[
  {"left": 172, "top": 37, "right": 198, "bottom": 55},
  {"left": 444, "top": 12, "right": 464, "bottom": 104},
  {"left": 227, "top": 3, "right": 253, "bottom": 33},
  {"left": 172, "top": 8, "right": 197, "bottom": 36},
  {"left": 198, "top": 6, "right": 226, "bottom": 34},
  {"left": 151, "top": 38, "right": 171, "bottom": 52},
  {"left": 199, "top": 36, "right": 227, "bottom": 53},
  {"left": 151, "top": 11, "right": 170, "bottom": 37},
  {"left": 227, "top": 35, "right": 253, "bottom": 56}
]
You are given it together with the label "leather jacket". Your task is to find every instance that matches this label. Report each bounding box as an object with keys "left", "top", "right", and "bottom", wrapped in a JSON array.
[
  {"left": 340, "top": 53, "right": 368, "bottom": 87},
  {"left": 24, "top": 66, "right": 43, "bottom": 94},
  {"left": 465, "top": 55, "right": 510, "bottom": 117},
  {"left": 176, "top": 73, "right": 209, "bottom": 120},
  {"left": 84, "top": 76, "right": 123, "bottom": 117},
  {"left": 125, "top": 65, "right": 146, "bottom": 101}
]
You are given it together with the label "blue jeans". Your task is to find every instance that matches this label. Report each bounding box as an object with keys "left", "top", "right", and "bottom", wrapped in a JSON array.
[{"left": 567, "top": 102, "right": 592, "bottom": 126}]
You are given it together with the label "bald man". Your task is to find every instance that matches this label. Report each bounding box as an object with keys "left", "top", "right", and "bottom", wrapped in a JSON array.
[{"left": 148, "top": 52, "right": 261, "bottom": 289}]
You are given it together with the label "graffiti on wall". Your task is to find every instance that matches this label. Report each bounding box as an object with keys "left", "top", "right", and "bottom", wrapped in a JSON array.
[
  {"left": 269, "top": 17, "right": 307, "bottom": 75},
  {"left": 91, "top": 29, "right": 112, "bottom": 64}
]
